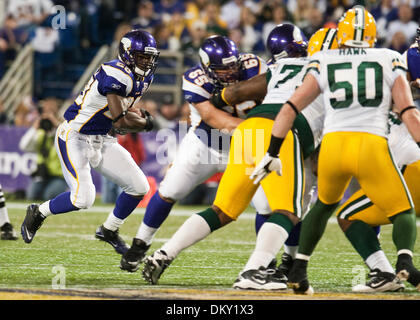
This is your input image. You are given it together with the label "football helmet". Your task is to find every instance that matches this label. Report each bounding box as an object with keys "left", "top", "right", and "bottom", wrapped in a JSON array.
[
  {"left": 336, "top": 5, "right": 376, "bottom": 48},
  {"left": 416, "top": 26, "right": 420, "bottom": 51},
  {"left": 118, "top": 29, "right": 160, "bottom": 78},
  {"left": 308, "top": 28, "right": 339, "bottom": 56},
  {"left": 198, "top": 35, "right": 242, "bottom": 86},
  {"left": 266, "top": 23, "right": 308, "bottom": 61}
]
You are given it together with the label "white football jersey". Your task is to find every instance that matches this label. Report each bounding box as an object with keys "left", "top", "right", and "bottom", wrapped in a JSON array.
[
  {"left": 263, "top": 57, "right": 325, "bottom": 151},
  {"left": 308, "top": 48, "right": 407, "bottom": 137}
]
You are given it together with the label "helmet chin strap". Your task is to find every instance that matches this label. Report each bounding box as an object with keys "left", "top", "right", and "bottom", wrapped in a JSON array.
[{"left": 135, "top": 66, "right": 149, "bottom": 76}]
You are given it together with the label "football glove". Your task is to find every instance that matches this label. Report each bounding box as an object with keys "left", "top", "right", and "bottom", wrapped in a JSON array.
[
  {"left": 250, "top": 152, "right": 282, "bottom": 185},
  {"left": 140, "top": 108, "right": 154, "bottom": 132},
  {"left": 210, "top": 88, "right": 229, "bottom": 109}
]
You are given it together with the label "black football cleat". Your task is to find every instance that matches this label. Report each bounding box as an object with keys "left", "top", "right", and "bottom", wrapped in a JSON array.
[
  {"left": 142, "top": 250, "right": 173, "bottom": 284},
  {"left": 120, "top": 238, "right": 150, "bottom": 272},
  {"left": 1, "top": 222, "right": 18, "bottom": 240},
  {"left": 95, "top": 225, "right": 129, "bottom": 255},
  {"left": 21, "top": 204, "right": 45, "bottom": 243},
  {"left": 287, "top": 258, "right": 314, "bottom": 295}
]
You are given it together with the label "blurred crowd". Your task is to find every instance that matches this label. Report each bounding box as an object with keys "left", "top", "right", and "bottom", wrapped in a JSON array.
[
  {"left": 0, "top": 0, "right": 419, "bottom": 122},
  {"left": 0, "top": 0, "right": 419, "bottom": 204}
]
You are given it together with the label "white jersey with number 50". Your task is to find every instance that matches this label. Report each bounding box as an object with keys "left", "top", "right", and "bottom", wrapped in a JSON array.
[{"left": 308, "top": 48, "right": 407, "bottom": 137}]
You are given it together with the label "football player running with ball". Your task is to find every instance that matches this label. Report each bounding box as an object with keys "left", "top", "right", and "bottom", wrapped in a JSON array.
[
  {"left": 21, "top": 30, "right": 157, "bottom": 254},
  {"left": 252, "top": 6, "right": 420, "bottom": 294},
  {"left": 120, "top": 35, "right": 271, "bottom": 272}
]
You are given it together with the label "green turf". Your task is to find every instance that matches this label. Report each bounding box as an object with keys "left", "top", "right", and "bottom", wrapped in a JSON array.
[{"left": 1, "top": 200, "right": 420, "bottom": 295}]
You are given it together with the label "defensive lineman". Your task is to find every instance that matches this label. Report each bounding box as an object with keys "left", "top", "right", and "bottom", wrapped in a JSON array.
[
  {"left": 252, "top": 6, "right": 420, "bottom": 294},
  {"left": 21, "top": 29, "right": 157, "bottom": 254}
]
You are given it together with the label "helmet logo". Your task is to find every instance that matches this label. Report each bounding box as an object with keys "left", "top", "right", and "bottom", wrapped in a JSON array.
[
  {"left": 198, "top": 48, "right": 210, "bottom": 66},
  {"left": 121, "top": 37, "right": 131, "bottom": 51},
  {"left": 293, "top": 26, "right": 303, "bottom": 43}
]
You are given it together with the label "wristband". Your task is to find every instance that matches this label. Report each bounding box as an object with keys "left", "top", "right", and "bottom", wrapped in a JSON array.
[
  {"left": 112, "top": 110, "right": 128, "bottom": 123},
  {"left": 286, "top": 100, "right": 299, "bottom": 116},
  {"left": 210, "top": 88, "right": 229, "bottom": 108},
  {"left": 399, "top": 106, "right": 416, "bottom": 119},
  {"left": 267, "top": 135, "right": 284, "bottom": 157}
]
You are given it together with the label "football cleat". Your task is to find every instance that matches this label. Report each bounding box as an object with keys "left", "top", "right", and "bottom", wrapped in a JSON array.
[
  {"left": 120, "top": 238, "right": 150, "bottom": 272},
  {"left": 1, "top": 222, "right": 18, "bottom": 240},
  {"left": 142, "top": 250, "right": 173, "bottom": 285},
  {"left": 95, "top": 225, "right": 129, "bottom": 255},
  {"left": 233, "top": 267, "right": 287, "bottom": 291},
  {"left": 287, "top": 259, "right": 314, "bottom": 295},
  {"left": 277, "top": 252, "right": 294, "bottom": 278},
  {"left": 396, "top": 257, "right": 420, "bottom": 291},
  {"left": 21, "top": 204, "right": 45, "bottom": 243},
  {"left": 352, "top": 269, "right": 405, "bottom": 293}
]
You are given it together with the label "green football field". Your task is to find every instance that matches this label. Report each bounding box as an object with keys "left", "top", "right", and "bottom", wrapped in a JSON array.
[{"left": 1, "top": 200, "right": 420, "bottom": 300}]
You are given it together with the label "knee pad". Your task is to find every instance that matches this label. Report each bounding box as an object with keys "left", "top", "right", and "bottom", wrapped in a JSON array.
[
  {"left": 121, "top": 177, "right": 150, "bottom": 197},
  {"left": 72, "top": 183, "right": 96, "bottom": 209}
]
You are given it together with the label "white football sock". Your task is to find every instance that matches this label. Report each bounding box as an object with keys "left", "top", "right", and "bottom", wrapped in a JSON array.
[
  {"left": 0, "top": 188, "right": 10, "bottom": 226},
  {"left": 161, "top": 214, "right": 211, "bottom": 259},
  {"left": 243, "top": 222, "right": 289, "bottom": 271},
  {"left": 284, "top": 245, "right": 298, "bottom": 259},
  {"left": 39, "top": 201, "right": 52, "bottom": 217},
  {"left": 0, "top": 207, "right": 10, "bottom": 227},
  {"left": 365, "top": 250, "right": 395, "bottom": 274},
  {"left": 103, "top": 212, "right": 124, "bottom": 231},
  {"left": 136, "top": 222, "right": 158, "bottom": 245}
]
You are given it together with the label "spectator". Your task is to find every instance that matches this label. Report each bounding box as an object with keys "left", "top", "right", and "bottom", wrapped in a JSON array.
[
  {"left": 14, "top": 96, "right": 39, "bottom": 127},
  {"left": 184, "top": 0, "right": 208, "bottom": 30},
  {"left": 238, "top": 6, "right": 261, "bottom": 52},
  {"left": 220, "top": 0, "right": 259, "bottom": 30},
  {"left": 6, "top": 0, "right": 54, "bottom": 46},
  {"left": 154, "top": 0, "right": 186, "bottom": 24},
  {"left": 370, "top": 0, "right": 399, "bottom": 23},
  {"left": 18, "top": 97, "right": 68, "bottom": 201},
  {"left": 203, "top": 1, "right": 228, "bottom": 37},
  {"left": 181, "top": 19, "right": 208, "bottom": 67},
  {"left": 388, "top": 30, "right": 410, "bottom": 54},
  {"left": 387, "top": 4, "right": 418, "bottom": 46},
  {"left": 301, "top": 7, "right": 325, "bottom": 39},
  {"left": 228, "top": 27, "right": 245, "bottom": 51},
  {"left": 154, "top": 94, "right": 180, "bottom": 130},
  {"left": 153, "top": 23, "right": 172, "bottom": 50},
  {"left": 131, "top": 1, "right": 161, "bottom": 33},
  {"left": 166, "top": 9, "right": 190, "bottom": 51},
  {"left": 262, "top": 4, "right": 292, "bottom": 44}
]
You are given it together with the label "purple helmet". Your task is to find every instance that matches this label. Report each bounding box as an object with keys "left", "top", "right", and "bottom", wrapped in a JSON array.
[
  {"left": 118, "top": 29, "right": 159, "bottom": 78},
  {"left": 417, "top": 26, "right": 420, "bottom": 52},
  {"left": 266, "top": 24, "right": 308, "bottom": 61},
  {"left": 198, "top": 35, "right": 242, "bottom": 86}
]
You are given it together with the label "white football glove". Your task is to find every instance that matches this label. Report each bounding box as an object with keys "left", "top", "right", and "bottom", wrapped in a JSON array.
[{"left": 250, "top": 152, "right": 282, "bottom": 185}]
